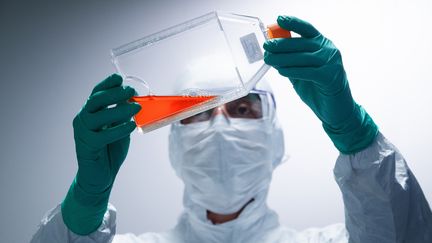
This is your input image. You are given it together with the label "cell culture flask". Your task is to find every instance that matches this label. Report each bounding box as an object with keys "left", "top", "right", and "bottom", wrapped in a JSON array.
[{"left": 111, "top": 11, "right": 290, "bottom": 133}]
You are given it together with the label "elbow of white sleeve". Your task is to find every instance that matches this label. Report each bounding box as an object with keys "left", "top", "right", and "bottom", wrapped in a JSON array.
[
  {"left": 30, "top": 203, "right": 117, "bottom": 243},
  {"left": 333, "top": 132, "right": 432, "bottom": 242}
]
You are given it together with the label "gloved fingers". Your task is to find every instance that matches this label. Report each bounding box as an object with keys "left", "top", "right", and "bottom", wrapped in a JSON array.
[
  {"left": 277, "top": 66, "right": 322, "bottom": 82},
  {"left": 263, "top": 38, "right": 321, "bottom": 53},
  {"left": 109, "top": 101, "right": 137, "bottom": 127},
  {"left": 76, "top": 120, "right": 136, "bottom": 149},
  {"left": 277, "top": 16, "right": 321, "bottom": 38},
  {"left": 264, "top": 51, "right": 326, "bottom": 68},
  {"left": 84, "top": 86, "right": 136, "bottom": 113},
  {"left": 73, "top": 118, "right": 133, "bottom": 151},
  {"left": 73, "top": 115, "right": 104, "bottom": 151},
  {"left": 91, "top": 74, "right": 123, "bottom": 95},
  {"left": 97, "top": 121, "right": 136, "bottom": 146},
  {"left": 81, "top": 103, "right": 141, "bottom": 131}
]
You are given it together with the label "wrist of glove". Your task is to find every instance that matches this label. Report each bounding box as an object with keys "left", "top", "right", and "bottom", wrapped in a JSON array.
[
  {"left": 61, "top": 177, "right": 112, "bottom": 235},
  {"left": 323, "top": 102, "right": 378, "bottom": 154},
  {"left": 294, "top": 73, "right": 378, "bottom": 154},
  {"left": 264, "top": 16, "right": 378, "bottom": 154}
]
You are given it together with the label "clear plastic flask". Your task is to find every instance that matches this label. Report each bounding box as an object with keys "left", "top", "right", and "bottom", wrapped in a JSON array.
[{"left": 111, "top": 11, "right": 291, "bottom": 133}]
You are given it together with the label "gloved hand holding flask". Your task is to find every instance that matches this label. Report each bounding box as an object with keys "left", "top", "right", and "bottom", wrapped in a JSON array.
[
  {"left": 263, "top": 16, "right": 378, "bottom": 154},
  {"left": 61, "top": 74, "right": 141, "bottom": 235}
]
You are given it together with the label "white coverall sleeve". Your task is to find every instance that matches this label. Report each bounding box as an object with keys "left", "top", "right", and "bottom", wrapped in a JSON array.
[
  {"left": 334, "top": 132, "right": 432, "bottom": 243},
  {"left": 30, "top": 203, "right": 117, "bottom": 243}
]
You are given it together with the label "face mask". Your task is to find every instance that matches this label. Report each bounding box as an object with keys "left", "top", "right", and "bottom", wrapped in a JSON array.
[{"left": 169, "top": 114, "right": 284, "bottom": 215}]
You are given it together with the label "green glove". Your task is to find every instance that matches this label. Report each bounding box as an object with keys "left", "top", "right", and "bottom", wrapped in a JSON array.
[
  {"left": 61, "top": 74, "right": 141, "bottom": 235},
  {"left": 263, "top": 16, "right": 378, "bottom": 154}
]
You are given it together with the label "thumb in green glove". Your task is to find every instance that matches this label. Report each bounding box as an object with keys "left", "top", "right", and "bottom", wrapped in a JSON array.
[
  {"left": 263, "top": 16, "right": 378, "bottom": 154},
  {"left": 62, "top": 74, "right": 141, "bottom": 235}
]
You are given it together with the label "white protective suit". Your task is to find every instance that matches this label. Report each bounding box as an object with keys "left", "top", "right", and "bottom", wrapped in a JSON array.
[{"left": 31, "top": 80, "right": 432, "bottom": 242}]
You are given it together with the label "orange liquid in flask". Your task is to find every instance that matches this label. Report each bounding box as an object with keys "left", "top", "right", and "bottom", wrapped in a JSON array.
[{"left": 130, "top": 95, "right": 216, "bottom": 127}]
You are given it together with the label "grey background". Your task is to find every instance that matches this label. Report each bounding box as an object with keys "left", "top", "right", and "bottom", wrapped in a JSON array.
[{"left": 1, "top": 0, "right": 431, "bottom": 242}]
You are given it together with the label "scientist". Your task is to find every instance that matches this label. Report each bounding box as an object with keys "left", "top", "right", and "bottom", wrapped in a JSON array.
[{"left": 31, "top": 16, "right": 432, "bottom": 243}]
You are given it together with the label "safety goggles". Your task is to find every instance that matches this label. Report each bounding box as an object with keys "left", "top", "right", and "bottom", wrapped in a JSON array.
[{"left": 180, "top": 89, "right": 275, "bottom": 125}]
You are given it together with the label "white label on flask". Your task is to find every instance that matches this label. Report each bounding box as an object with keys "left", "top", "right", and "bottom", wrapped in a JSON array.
[{"left": 240, "top": 33, "right": 263, "bottom": 64}]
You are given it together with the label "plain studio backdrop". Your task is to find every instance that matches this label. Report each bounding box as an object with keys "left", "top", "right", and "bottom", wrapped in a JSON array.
[{"left": 1, "top": 0, "right": 431, "bottom": 242}]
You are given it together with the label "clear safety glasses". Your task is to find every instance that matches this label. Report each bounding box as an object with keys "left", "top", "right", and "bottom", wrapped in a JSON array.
[{"left": 180, "top": 89, "right": 275, "bottom": 125}]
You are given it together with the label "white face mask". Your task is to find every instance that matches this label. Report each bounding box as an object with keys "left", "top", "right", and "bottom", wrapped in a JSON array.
[{"left": 169, "top": 114, "right": 284, "bottom": 215}]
